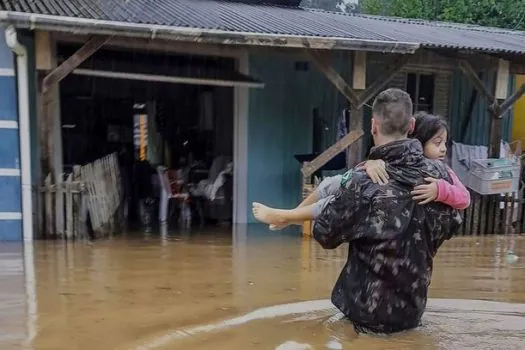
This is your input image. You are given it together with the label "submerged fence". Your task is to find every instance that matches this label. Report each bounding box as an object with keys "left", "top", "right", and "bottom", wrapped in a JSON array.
[
  {"left": 39, "top": 153, "right": 122, "bottom": 239},
  {"left": 458, "top": 190, "right": 524, "bottom": 236}
]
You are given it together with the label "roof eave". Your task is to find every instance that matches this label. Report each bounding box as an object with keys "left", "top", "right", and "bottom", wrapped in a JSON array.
[{"left": 0, "top": 11, "right": 420, "bottom": 54}]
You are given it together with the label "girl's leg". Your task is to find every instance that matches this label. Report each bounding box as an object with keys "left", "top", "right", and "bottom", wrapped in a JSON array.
[
  {"left": 268, "top": 175, "right": 342, "bottom": 230},
  {"left": 252, "top": 196, "right": 333, "bottom": 226},
  {"left": 315, "top": 175, "right": 343, "bottom": 200},
  {"left": 290, "top": 174, "right": 343, "bottom": 210}
]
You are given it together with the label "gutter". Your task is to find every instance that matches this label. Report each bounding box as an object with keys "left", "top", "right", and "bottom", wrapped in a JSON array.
[
  {"left": 5, "top": 26, "right": 33, "bottom": 243},
  {"left": 0, "top": 11, "right": 420, "bottom": 54}
]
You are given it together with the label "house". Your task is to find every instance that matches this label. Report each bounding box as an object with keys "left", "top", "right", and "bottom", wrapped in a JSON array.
[{"left": 1, "top": 0, "right": 525, "bottom": 241}]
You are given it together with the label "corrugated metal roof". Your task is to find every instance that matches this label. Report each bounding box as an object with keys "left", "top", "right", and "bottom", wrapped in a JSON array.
[{"left": 1, "top": 0, "right": 525, "bottom": 54}]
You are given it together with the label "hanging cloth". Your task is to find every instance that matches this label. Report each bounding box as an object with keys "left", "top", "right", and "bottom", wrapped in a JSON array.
[{"left": 337, "top": 108, "right": 349, "bottom": 141}]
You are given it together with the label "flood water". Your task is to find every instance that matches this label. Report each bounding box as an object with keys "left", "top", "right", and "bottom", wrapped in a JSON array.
[{"left": 1, "top": 225, "right": 525, "bottom": 349}]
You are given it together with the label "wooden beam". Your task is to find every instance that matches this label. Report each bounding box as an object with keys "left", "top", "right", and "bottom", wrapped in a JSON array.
[
  {"left": 42, "top": 35, "right": 110, "bottom": 90},
  {"left": 489, "top": 115, "right": 502, "bottom": 158},
  {"left": 302, "top": 129, "right": 364, "bottom": 178},
  {"left": 458, "top": 60, "right": 495, "bottom": 104},
  {"left": 356, "top": 54, "right": 411, "bottom": 109},
  {"left": 53, "top": 32, "right": 248, "bottom": 59},
  {"left": 307, "top": 49, "right": 359, "bottom": 106},
  {"left": 499, "top": 83, "right": 525, "bottom": 116},
  {"left": 347, "top": 102, "right": 364, "bottom": 168}
]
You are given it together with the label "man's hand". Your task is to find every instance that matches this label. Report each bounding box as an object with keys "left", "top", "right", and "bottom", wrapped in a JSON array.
[
  {"left": 411, "top": 177, "right": 439, "bottom": 204},
  {"left": 361, "top": 160, "right": 388, "bottom": 185}
]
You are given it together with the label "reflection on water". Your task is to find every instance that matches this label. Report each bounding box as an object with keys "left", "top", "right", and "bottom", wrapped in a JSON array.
[{"left": 1, "top": 225, "right": 525, "bottom": 349}]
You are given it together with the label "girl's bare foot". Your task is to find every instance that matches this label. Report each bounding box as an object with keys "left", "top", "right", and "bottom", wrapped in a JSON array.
[
  {"left": 252, "top": 202, "right": 286, "bottom": 225},
  {"left": 269, "top": 223, "right": 289, "bottom": 231},
  {"left": 270, "top": 219, "right": 307, "bottom": 231}
]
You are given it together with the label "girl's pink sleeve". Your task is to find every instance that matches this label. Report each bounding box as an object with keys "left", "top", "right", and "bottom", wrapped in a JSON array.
[{"left": 436, "top": 167, "right": 471, "bottom": 210}]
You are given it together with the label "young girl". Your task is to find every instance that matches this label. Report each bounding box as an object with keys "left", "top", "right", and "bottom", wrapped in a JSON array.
[{"left": 252, "top": 112, "right": 470, "bottom": 230}]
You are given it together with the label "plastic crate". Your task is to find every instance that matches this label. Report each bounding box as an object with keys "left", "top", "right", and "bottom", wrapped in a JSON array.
[{"left": 467, "top": 158, "right": 521, "bottom": 195}]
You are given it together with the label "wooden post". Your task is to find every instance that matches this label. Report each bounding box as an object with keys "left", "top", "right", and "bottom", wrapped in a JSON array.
[
  {"left": 73, "top": 165, "right": 84, "bottom": 238},
  {"left": 301, "top": 172, "right": 314, "bottom": 237},
  {"left": 348, "top": 103, "right": 364, "bottom": 167},
  {"left": 489, "top": 103, "right": 503, "bottom": 158},
  {"left": 489, "top": 59, "right": 510, "bottom": 158},
  {"left": 44, "top": 174, "right": 53, "bottom": 237},
  {"left": 55, "top": 173, "right": 64, "bottom": 238},
  {"left": 65, "top": 173, "right": 74, "bottom": 239},
  {"left": 348, "top": 52, "right": 366, "bottom": 167}
]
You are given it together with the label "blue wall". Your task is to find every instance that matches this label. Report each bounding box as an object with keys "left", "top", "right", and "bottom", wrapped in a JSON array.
[
  {"left": 246, "top": 52, "right": 351, "bottom": 222},
  {"left": 0, "top": 28, "right": 21, "bottom": 241}
]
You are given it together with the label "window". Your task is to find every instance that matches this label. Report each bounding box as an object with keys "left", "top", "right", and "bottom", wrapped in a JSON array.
[{"left": 406, "top": 73, "right": 435, "bottom": 112}]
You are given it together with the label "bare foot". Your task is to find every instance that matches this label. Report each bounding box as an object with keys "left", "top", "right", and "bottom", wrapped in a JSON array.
[
  {"left": 270, "top": 219, "right": 309, "bottom": 230},
  {"left": 269, "top": 223, "right": 289, "bottom": 231},
  {"left": 252, "top": 202, "right": 286, "bottom": 225}
]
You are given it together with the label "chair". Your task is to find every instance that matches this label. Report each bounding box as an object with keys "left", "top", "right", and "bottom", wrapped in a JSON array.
[{"left": 157, "top": 166, "right": 190, "bottom": 224}]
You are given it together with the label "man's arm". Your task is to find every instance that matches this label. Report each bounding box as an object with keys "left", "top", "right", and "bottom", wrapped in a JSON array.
[{"left": 312, "top": 173, "right": 369, "bottom": 249}]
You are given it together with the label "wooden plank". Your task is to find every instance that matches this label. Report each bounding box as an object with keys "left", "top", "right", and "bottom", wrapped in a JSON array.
[
  {"left": 42, "top": 35, "right": 110, "bottom": 89},
  {"left": 302, "top": 129, "right": 364, "bottom": 178},
  {"left": 471, "top": 192, "right": 480, "bottom": 235},
  {"left": 356, "top": 54, "right": 412, "bottom": 109},
  {"left": 65, "top": 173, "right": 73, "bottom": 240},
  {"left": 72, "top": 165, "right": 83, "bottom": 238},
  {"left": 347, "top": 102, "right": 363, "bottom": 168},
  {"left": 489, "top": 114, "right": 503, "bottom": 158},
  {"left": 44, "top": 174, "right": 53, "bottom": 237},
  {"left": 306, "top": 50, "right": 359, "bottom": 106},
  {"left": 458, "top": 60, "right": 495, "bottom": 104},
  {"left": 55, "top": 173, "right": 64, "bottom": 238}
]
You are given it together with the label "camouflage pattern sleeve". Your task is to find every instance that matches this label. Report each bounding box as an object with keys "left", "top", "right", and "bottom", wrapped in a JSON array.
[
  {"left": 447, "top": 207, "right": 463, "bottom": 240},
  {"left": 312, "top": 173, "right": 369, "bottom": 249}
]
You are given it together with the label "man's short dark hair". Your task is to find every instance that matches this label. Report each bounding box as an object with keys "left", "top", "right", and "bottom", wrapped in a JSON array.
[{"left": 371, "top": 88, "right": 413, "bottom": 136}]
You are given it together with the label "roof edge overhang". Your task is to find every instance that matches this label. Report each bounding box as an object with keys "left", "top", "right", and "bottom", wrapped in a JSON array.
[{"left": 0, "top": 11, "right": 420, "bottom": 54}]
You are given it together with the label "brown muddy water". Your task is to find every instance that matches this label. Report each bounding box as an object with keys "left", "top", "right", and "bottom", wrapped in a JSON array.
[{"left": 1, "top": 224, "right": 525, "bottom": 350}]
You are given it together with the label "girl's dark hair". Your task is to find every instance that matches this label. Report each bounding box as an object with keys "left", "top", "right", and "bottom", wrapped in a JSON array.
[{"left": 410, "top": 111, "right": 449, "bottom": 146}]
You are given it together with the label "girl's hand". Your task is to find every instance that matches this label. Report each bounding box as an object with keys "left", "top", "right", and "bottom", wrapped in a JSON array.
[
  {"left": 362, "top": 160, "right": 388, "bottom": 185},
  {"left": 411, "top": 177, "right": 439, "bottom": 204}
]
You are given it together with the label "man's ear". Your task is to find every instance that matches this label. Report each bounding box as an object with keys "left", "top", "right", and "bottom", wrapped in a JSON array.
[
  {"left": 371, "top": 118, "right": 378, "bottom": 135},
  {"left": 407, "top": 117, "right": 416, "bottom": 135}
]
